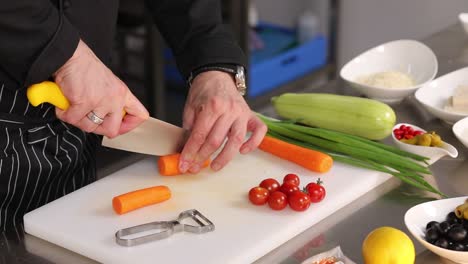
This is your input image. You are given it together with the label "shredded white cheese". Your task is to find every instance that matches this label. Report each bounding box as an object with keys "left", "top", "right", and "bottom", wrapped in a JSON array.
[{"left": 356, "top": 71, "right": 415, "bottom": 89}]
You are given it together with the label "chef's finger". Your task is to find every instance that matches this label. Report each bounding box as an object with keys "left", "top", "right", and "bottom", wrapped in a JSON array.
[
  {"left": 94, "top": 108, "right": 124, "bottom": 138},
  {"left": 118, "top": 92, "right": 149, "bottom": 135},
  {"left": 188, "top": 115, "right": 232, "bottom": 173},
  {"left": 240, "top": 116, "right": 267, "bottom": 154},
  {"left": 118, "top": 114, "right": 147, "bottom": 135},
  {"left": 73, "top": 108, "right": 107, "bottom": 133},
  {"left": 124, "top": 91, "right": 149, "bottom": 119},
  {"left": 210, "top": 119, "right": 247, "bottom": 171},
  {"left": 55, "top": 103, "right": 91, "bottom": 127},
  {"left": 179, "top": 106, "right": 219, "bottom": 173}
]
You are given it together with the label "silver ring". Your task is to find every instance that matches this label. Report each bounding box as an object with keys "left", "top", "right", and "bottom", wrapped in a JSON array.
[{"left": 87, "top": 111, "right": 104, "bottom": 125}]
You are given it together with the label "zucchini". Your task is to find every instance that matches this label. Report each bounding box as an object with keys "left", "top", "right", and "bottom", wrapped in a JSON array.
[{"left": 271, "top": 93, "right": 396, "bottom": 140}]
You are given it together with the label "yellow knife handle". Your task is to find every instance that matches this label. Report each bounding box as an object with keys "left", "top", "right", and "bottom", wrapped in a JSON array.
[
  {"left": 27, "top": 81, "right": 127, "bottom": 116},
  {"left": 27, "top": 81, "right": 70, "bottom": 110}
]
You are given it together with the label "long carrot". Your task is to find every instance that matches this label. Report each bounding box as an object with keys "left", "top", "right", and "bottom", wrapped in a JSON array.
[
  {"left": 258, "top": 135, "right": 333, "bottom": 173},
  {"left": 158, "top": 153, "right": 210, "bottom": 176},
  {"left": 112, "top": 185, "right": 171, "bottom": 215}
]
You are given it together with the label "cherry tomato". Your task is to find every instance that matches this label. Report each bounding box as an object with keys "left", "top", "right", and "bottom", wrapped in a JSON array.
[
  {"left": 288, "top": 191, "right": 311, "bottom": 211},
  {"left": 305, "top": 179, "right": 326, "bottom": 203},
  {"left": 268, "top": 191, "right": 288, "bottom": 210},
  {"left": 280, "top": 182, "right": 300, "bottom": 197},
  {"left": 259, "top": 178, "right": 280, "bottom": 193},
  {"left": 248, "top": 187, "right": 269, "bottom": 205},
  {"left": 283, "top": 173, "right": 300, "bottom": 186}
]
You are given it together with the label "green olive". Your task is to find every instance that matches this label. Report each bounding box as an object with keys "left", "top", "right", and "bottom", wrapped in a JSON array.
[
  {"left": 429, "top": 131, "right": 443, "bottom": 147},
  {"left": 400, "top": 137, "right": 418, "bottom": 145},
  {"left": 417, "top": 133, "right": 433, "bottom": 146}
]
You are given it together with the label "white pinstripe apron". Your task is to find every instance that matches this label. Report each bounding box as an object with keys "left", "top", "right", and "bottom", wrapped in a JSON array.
[{"left": 0, "top": 84, "right": 100, "bottom": 231}]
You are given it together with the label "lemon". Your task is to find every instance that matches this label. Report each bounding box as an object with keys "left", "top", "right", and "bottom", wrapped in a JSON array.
[{"left": 362, "top": 226, "right": 415, "bottom": 264}]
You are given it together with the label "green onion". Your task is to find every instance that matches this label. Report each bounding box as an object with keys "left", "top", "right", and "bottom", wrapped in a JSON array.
[{"left": 258, "top": 113, "right": 444, "bottom": 197}]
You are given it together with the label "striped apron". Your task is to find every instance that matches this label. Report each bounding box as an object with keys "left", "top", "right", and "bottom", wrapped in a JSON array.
[{"left": 0, "top": 84, "right": 100, "bottom": 231}]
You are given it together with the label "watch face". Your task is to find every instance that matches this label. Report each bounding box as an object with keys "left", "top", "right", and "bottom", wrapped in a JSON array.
[
  {"left": 236, "top": 66, "right": 246, "bottom": 96},
  {"left": 236, "top": 66, "right": 247, "bottom": 95}
]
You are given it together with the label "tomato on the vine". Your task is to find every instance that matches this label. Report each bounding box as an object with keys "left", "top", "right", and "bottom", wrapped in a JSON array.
[
  {"left": 280, "top": 182, "right": 299, "bottom": 197},
  {"left": 283, "top": 173, "right": 300, "bottom": 186},
  {"left": 268, "top": 191, "right": 288, "bottom": 210},
  {"left": 248, "top": 187, "right": 269, "bottom": 205},
  {"left": 305, "top": 179, "right": 326, "bottom": 203},
  {"left": 288, "top": 191, "right": 311, "bottom": 212},
  {"left": 259, "top": 178, "right": 280, "bottom": 193}
]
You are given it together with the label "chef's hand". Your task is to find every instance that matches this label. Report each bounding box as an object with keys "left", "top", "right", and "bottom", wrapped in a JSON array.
[
  {"left": 53, "top": 40, "right": 149, "bottom": 138},
  {"left": 179, "top": 71, "right": 267, "bottom": 173}
]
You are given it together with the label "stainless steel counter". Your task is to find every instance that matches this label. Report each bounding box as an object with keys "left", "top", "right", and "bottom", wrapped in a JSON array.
[{"left": 1, "top": 23, "right": 468, "bottom": 264}]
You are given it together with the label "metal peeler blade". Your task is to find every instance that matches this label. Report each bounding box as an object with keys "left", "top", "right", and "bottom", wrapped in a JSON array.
[{"left": 115, "top": 209, "right": 215, "bottom": 247}]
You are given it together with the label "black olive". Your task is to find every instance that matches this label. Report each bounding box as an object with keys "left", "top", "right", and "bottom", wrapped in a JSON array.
[
  {"left": 426, "top": 221, "right": 440, "bottom": 230},
  {"left": 426, "top": 226, "right": 440, "bottom": 241},
  {"left": 439, "top": 221, "right": 451, "bottom": 235},
  {"left": 448, "top": 225, "right": 467, "bottom": 241},
  {"left": 435, "top": 237, "right": 449, "bottom": 249},
  {"left": 449, "top": 242, "right": 465, "bottom": 251},
  {"left": 447, "top": 212, "right": 461, "bottom": 224}
]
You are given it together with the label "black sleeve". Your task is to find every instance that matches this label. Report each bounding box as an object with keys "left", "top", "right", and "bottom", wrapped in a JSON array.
[
  {"left": 0, "top": 0, "right": 80, "bottom": 89},
  {"left": 144, "top": 0, "right": 247, "bottom": 80}
]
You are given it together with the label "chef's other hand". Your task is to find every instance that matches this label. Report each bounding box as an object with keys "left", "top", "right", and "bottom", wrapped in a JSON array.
[
  {"left": 53, "top": 40, "right": 149, "bottom": 138},
  {"left": 180, "top": 71, "right": 267, "bottom": 173}
]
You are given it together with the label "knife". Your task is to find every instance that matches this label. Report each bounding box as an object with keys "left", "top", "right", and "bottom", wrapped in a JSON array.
[{"left": 27, "top": 81, "right": 187, "bottom": 156}]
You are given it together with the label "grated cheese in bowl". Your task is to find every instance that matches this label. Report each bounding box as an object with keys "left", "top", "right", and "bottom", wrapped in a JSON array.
[{"left": 356, "top": 71, "right": 415, "bottom": 89}]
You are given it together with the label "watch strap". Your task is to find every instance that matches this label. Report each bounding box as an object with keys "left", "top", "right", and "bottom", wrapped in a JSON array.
[{"left": 188, "top": 64, "right": 246, "bottom": 96}]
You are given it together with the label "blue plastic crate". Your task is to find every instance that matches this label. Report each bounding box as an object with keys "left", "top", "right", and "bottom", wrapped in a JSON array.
[
  {"left": 163, "top": 23, "right": 328, "bottom": 97},
  {"left": 248, "top": 24, "right": 328, "bottom": 98}
]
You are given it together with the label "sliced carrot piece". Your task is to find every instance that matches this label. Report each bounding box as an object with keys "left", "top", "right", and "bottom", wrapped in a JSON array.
[
  {"left": 259, "top": 135, "right": 333, "bottom": 173},
  {"left": 112, "top": 185, "right": 171, "bottom": 215},
  {"left": 158, "top": 153, "right": 210, "bottom": 176}
]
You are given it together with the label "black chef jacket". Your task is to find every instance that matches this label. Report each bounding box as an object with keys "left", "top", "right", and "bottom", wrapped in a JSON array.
[{"left": 0, "top": 0, "right": 246, "bottom": 92}]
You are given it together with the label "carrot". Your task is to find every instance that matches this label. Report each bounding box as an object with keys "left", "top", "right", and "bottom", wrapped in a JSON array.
[
  {"left": 112, "top": 185, "right": 171, "bottom": 215},
  {"left": 158, "top": 153, "right": 210, "bottom": 176},
  {"left": 258, "top": 135, "right": 333, "bottom": 173}
]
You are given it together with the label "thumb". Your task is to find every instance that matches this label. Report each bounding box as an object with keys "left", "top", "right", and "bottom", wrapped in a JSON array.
[
  {"left": 124, "top": 92, "right": 149, "bottom": 119},
  {"left": 119, "top": 92, "right": 149, "bottom": 135}
]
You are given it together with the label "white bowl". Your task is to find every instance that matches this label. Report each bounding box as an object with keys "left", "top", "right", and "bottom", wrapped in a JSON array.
[
  {"left": 392, "top": 123, "right": 458, "bottom": 165},
  {"left": 453, "top": 117, "right": 468, "bottom": 148},
  {"left": 415, "top": 67, "right": 468, "bottom": 124},
  {"left": 405, "top": 196, "right": 468, "bottom": 264},
  {"left": 340, "top": 39, "right": 438, "bottom": 104},
  {"left": 459, "top": 13, "right": 468, "bottom": 35}
]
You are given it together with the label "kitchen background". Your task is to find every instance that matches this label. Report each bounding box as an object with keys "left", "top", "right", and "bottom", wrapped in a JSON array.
[{"left": 97, "top": 0, "right": 468, "bottom": 176}]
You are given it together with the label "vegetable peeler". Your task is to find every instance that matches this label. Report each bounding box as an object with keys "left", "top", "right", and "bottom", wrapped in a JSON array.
[{"left": 115, "top": 209, "right": 215, "bottom": 246}]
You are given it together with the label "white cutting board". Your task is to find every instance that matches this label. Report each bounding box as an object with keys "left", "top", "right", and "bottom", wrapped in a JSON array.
[{"left": 24, "top": 149, "right": 392, "bottom": 264}]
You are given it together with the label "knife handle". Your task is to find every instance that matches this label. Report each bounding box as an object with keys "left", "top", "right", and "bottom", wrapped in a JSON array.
[
  {"left": 27, "top": 81, "right": 126, "bottom": 116},
  {"left": 27, "top": 81, "right": 70, "bottom": 110}
]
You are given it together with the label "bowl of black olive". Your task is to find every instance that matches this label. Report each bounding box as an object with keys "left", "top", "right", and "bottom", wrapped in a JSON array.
[{"left": 405, "top": 196, "right": 468, "bottom": 263}]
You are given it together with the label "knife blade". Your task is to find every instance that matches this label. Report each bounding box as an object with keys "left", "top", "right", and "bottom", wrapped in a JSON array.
[{"left": 27, "top": 81, "right": 187, "bottom": 156}]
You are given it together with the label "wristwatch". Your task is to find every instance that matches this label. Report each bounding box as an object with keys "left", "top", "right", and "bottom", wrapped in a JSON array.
[{"left": 188, "top": 64, "right": 247, "bottom": 96}]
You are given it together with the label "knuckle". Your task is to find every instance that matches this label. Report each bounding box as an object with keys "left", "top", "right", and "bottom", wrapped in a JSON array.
[
  {"left": 258, "top": 122, "right": 268, "bottom": 134},
  {"left": 230, "top": 134, "right": 245, "bottom": 145},
  {"left": 207, "top": 137, "right": 223, "bottom": 149},
  {"left": 208, "top": 97, "right": 224, "bottom": 112},
  {"left": 192, "top": 131, "right": 207, "bottom": 143}
]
